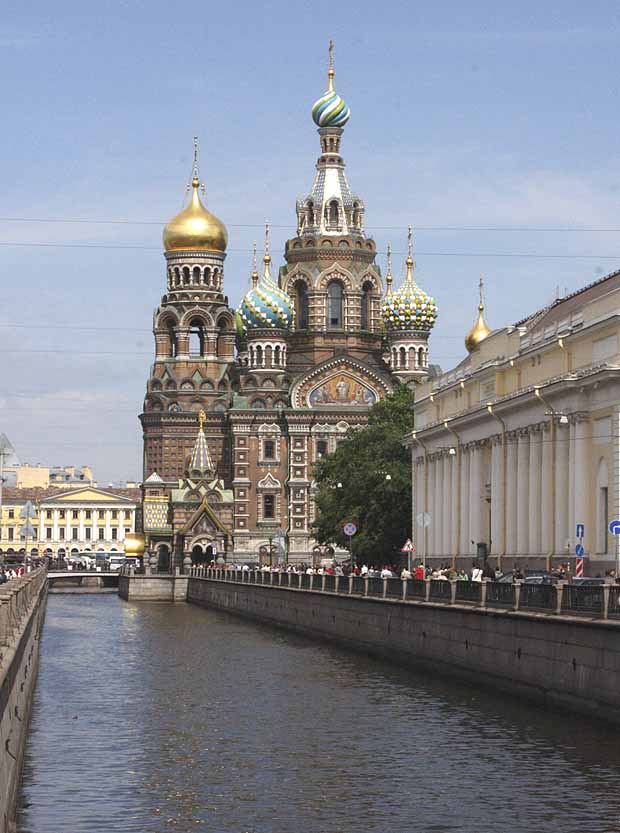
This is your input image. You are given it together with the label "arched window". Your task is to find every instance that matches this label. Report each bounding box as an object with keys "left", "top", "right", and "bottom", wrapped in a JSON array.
[
  {"left": 192, "top": 266, "right": 201, "bottom": 285},
  {"left": 203, "top": 267, "right": 211, "bottom": 286},
  {"left": 274, "top": 345, "right": 281, "bottom": 366},
  {"left": 188, "top": 318, "right": 204, "bottom": 356},
  {"left": 296, "top": 282, "right": 309, "bottom": 329},
  {"left": 328, "top": 200, "right": 339, "bottom": 227},
  {"left": 361, "top": 281, "right": 373, "bottom": 330},
  {"left": 174, "top": 267, "right": 181, "bottom": 286},
  {"left": 307, "top": 201, "right": 315, "bottom": 226},
  {"left": 182, "top": 266, "right": 191, "bottom": 285},
  {"left": 418, "top": 347, "right": 425, "bottom": 368},
  {"left": 327, "top": 282, "right": 343, "bottom": 329},
  {"left": 399, "top": 346, "right": 407, "bottom": 368}
]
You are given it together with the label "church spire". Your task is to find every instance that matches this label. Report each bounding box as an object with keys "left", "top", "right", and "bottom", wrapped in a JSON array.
[
  {"left": 251, "top": 241, "right": 258, "bottom": 288},
  {"left": 188, "top": 410, "right": 214, "bottom": 479},
  {"left": 385, "top": 243, "right": 393, "bottom": 297}
]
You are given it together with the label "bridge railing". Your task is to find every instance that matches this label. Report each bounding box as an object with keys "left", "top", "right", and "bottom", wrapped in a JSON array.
[
  {"left": 0, "top": 568, "right": 47, "bottom": 648},
  {"left": 195, "top": 570, "right": 620, "bottom": 622}
]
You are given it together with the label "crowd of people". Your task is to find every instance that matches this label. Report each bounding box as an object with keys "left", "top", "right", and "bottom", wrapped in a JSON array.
[
  {"left": 208, "top": 559, "right": 619, "bottom": 584},
  {"left": 0, "top": 565, "right": 27, "bottom": 583}
]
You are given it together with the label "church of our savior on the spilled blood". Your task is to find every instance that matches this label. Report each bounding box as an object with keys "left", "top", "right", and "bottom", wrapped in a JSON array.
[{"left": 140, "top": 45, "right": 450, "bottom": 570}]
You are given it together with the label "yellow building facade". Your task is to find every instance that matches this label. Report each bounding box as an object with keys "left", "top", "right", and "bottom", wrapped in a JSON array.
[
  {"left": 0, "top": 487, "right": 140, "bottom": 559},
  {"left": 407, "top": 270, "right": 620, "bottom": 571}
]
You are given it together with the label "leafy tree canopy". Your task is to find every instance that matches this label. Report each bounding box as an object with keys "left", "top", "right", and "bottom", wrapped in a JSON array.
[{"left": 312, "top": 385, "right": 415, "bottom": 564}]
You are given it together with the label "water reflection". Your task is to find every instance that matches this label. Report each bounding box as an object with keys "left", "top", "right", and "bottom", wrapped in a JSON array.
[{"left": 18, "top": 596, "right": 620, "bottom": 833}]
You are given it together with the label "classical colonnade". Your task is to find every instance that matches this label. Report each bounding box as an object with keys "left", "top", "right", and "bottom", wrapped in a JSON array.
[{"left": 413, "top": 415, "right": 597, "bottom": 560}]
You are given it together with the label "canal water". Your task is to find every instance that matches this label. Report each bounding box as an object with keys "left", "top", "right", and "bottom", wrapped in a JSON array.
[{"left": 17, "top": 595, "right": 620, "bottom": 833}]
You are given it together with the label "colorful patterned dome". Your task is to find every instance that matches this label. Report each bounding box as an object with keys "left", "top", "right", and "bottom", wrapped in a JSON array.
[
  {"left": 311, "top": 40, "right": 350, "bottom": 128},
  {"left": 312, "top": 89, "right": 350, "bottom": 128},
  {"left": 381, "top": 233, "right": 438, "bottom": 333},
  {"left": 237, "top": 236, "right": 294, "bottom": 332}
]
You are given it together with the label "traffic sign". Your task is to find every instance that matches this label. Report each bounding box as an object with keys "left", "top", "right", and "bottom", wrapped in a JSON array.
[
  {"left": 19, "top": 501, "right": 37, "bottom": 519},
  {"left": 575, "top": 543, "right": 585, "bottom": 556},
  {"left": 575, "top": 557, "right": 584, "bottom": 578},
  {"left": 609, "top": 520, "right": 620, "bottom": 536},
  {"left": 576, "top": 523, "right": 585, "bottom": 540},
  {"left": 401, "top": 538, "right": 415, "bottom": 553},
  {"left": 416, "top": 512, "right": 431, "bottom": 528},
  {"left": 343, "top": 522, "right": 357, "bottom": 537}
]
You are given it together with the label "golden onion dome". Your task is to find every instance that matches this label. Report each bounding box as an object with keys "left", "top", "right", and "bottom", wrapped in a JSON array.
[
  {"left": 123, "top": 532, "right": 146, "bottom": 556},
  {"left": 465, "top": 276, "right": 491, "bottom": 353},
  {"left": 163, "top": 177, "right": 228, "bottom": 253}
]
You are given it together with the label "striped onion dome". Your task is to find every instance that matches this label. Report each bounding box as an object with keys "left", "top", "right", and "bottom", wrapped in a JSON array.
[{"left": 312, "top": 89, "right": 350, "bottom": 128}]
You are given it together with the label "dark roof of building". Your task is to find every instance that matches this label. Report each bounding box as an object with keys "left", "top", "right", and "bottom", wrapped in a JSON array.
[
  {"left": 514, "top": 268, "right": 620, "bottom": 329},
  {"left": 2, "top": 486, "right": 141, "bottom": 503}
]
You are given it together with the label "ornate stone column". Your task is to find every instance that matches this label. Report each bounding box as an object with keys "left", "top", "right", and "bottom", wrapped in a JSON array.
[
  {"left": 460, "top": 447, "right": 471, "bottom": 555},
  {"left": 516, "top": 430, "right": 530, "bottom": 556},
  {"left": 427, "top": 457, "right": 436, "bottom": 557},
  {"left": 490, "top": 436, "right": 503, "bottom": 559},
  {"left": 442, "top": 453, "right": 452, "bottom": 557},
  {"left": 469, "top": 444, "right": 482, "bottom": 553},
  {"left": 434, "top": 454, "right": 443, "bottom": 557},
  {"left": 568, "top": 420, "right": 577, "bottom": 547},
  {"left": 528, "top": 426, "right": 543, "bottom": 556},
  {"left": 540, "top": 422, "right": 554, "bottom": 554},
  {"left": 573, "top": 415, "right": 591, "bottom": 551},
  {"left": 505, "top": 435, "right": 518, "bottom": 555},
  {"left": 555, "top": 422, "right": 570, "bottom": 555}
]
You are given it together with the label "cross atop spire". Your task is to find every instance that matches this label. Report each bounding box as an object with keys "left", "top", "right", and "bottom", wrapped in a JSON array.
[
  {"left": 479, "top": 273, "right": 485, "bottom": 311},
  {"left": 386, "top": 242, "right": 393, "bottom": 296},
  {"left": 251, "top": 241, "right": 259, "bottom": 288},
  {"left": 263, "top": 222, "right": 272, "bottom": 281},
  {"left": 189, "top": 135, "right": 202, "bottom": 191},
  {"left": 328, "top": 39, "right": 335, "bottom": 91},
  {"left": 405, "top": 225, "right": 416, "bottom": 282}
]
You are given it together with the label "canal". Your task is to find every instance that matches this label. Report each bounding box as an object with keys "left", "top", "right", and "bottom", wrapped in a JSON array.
[{"left": 17, "top": 595, "right": 620, "bottom": 833}]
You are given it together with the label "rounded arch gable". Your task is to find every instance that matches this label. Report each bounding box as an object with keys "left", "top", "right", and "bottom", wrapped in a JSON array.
[
  {"left": 179, "top": 307, "right": 215, "bottom": 329},
  {"left": 316, "top": 264, "right": 355, "bottom": 292}
]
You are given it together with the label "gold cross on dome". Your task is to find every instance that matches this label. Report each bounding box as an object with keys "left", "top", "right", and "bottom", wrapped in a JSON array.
[{"left": 198, "top": 410, "right": 206, "bottom": 430}]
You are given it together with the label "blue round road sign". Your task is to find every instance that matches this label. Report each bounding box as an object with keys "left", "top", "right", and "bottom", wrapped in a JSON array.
[
  {"left": 343, "top": 522, "right": 357, "bottom": 536},
  {"left": 575, "top": 544, "right": 585, "bottom": 556},
  {"left": 609, "top": 520, "right": 620, "bottom": 536}
]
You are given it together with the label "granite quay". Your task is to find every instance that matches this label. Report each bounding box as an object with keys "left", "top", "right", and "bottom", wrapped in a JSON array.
[
  {"left": 0, "top": 569, "right": 47, "bottom": 832},
  {"left": 185, "top": 568, "right": 620, "bottom": 725}
]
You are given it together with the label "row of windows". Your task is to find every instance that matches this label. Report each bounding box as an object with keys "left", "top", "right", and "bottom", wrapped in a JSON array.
[
  {"left": 6, "top": 509, "right": 131, "bottom": 520},
  {"left": 294, "top": 281, "right": 375, "bottom": 330},
  {"left": 3, "top": 527, "right": 132, "bottom": 541}
]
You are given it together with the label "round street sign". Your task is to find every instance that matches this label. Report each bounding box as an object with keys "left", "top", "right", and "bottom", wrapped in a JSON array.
[
  {"left": 575, "top": 544, "right": 585, "bottom": 556},
  {"left": 343, "top": 522, "right": 357, "bottom": 536},
  {"left": 416, "top": 512, "right": 431, "bottom": 528}
]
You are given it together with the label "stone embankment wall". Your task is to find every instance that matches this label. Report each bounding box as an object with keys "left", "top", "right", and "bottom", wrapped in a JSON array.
[
  {"left": 119, "top": 574, "right": 188, "bottom": 602},
  {"left": 0, "top": 570, "right": 47, "bottom": 832},
  {"left": 187, "top": 577, "right": 620, "bottom": 724}
]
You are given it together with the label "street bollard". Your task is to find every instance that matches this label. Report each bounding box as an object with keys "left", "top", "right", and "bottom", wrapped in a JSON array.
[
  {"left": 424, "top": 578, "right": 431, "bottom": 602},
  {"left": 480, "top": 579, "right": 488, "bottom": 609},
  {"left": 450, "top": 579, "right": 457, "bottom": 605},
  {"left": 382, "top": 578, "right": 388, "bottom": 599},
  {"left": 556, "top": 581, "right": 566, "bottom": 616},
  {"left": 402, "top": 579, "right": 407, "bottom": 602},
  {"left": 514, "top": 581, "right": 522, "bottom": 611},
  {"left": 603, "top": 584, "right": 611, "bottom": 620}
]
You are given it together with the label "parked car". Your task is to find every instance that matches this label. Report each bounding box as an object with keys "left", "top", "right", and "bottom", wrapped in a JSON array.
[{"left": 570, "top": 577, "right": 606, "bottom": 587}]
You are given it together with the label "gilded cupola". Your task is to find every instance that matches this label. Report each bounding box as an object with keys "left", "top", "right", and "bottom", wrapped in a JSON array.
[
  {"left": 163, "top": 138, "right": 228, "bottom": 254},
  {"left": 465, "top": 276, "right": 491, "bottom": 353},
  {"left": 381, "top": 227, "right": 438, "bottom": 333}
]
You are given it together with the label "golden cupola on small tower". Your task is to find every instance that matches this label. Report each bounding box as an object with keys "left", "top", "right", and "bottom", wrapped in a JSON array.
[
  {"left": 465, "top": 276, "right": 491, "bottom": 353},
  {"left": 161, "top": 137, "right": 229, "bottom": 298},
  {"left": 163, "top": 161, "right": 228, "bottom": 254}
]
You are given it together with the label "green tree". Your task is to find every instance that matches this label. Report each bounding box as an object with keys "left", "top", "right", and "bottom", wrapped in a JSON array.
[{"left": 312, "top": 385, "right": 415, "bottom": 563}]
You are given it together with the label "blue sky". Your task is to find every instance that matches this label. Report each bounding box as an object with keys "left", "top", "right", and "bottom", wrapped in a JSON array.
[{"left": 1, "top": 0, "right": 620, "bottom": 481}]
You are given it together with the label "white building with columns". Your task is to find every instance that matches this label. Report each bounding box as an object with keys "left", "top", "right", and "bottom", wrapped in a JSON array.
[{"left": 406, "top": 269, "right": 620, "bottom": 572}]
